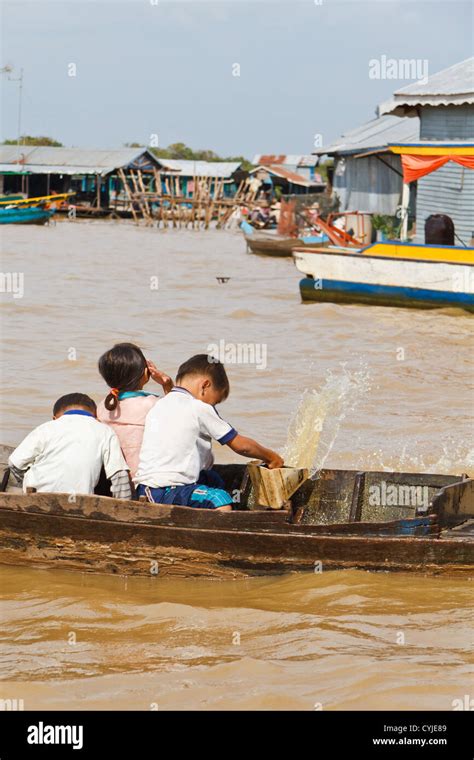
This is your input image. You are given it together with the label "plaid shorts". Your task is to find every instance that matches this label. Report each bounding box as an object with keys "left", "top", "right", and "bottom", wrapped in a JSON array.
[{"left": 136, "top": 482, "right": 233, "bottom": 510}]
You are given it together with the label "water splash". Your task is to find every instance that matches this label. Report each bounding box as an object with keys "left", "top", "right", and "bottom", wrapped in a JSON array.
[
  {"left": 351, "top": 437, "right": 474, "bottom": 477},
  {"left": 283, "top": 365, "right": 371, "bottom": 475}
]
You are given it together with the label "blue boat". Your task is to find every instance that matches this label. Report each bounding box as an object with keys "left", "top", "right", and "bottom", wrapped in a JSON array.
[{"left": 0, "top": 206, "right": 54, "bottom": 225}]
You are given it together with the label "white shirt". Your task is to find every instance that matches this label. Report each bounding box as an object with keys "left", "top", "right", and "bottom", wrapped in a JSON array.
[
  {"left": 9, "top": 412, "right": 129, "bottom": 495},
  {"left": 135, "top": 387, "right": 237, "bottom": 487}
]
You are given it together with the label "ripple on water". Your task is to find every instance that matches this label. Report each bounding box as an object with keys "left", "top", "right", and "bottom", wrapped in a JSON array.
[{"left": 0, "top": 224, "right": 473, "bottom": 710}]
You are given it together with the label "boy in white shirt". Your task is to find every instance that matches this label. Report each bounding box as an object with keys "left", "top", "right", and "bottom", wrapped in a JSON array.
[
  {"left": 135, "top": 355, "right": 283, "bottom": 511},
  {"left": 9, "top": 393, "right": 131, "bottom": 499}
]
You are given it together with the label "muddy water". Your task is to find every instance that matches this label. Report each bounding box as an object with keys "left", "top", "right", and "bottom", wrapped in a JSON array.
[{"left": 0, "top": 221, "right": 473, "bottom": 710}]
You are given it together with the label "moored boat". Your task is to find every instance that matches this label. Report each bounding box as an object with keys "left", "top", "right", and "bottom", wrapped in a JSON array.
[
  {"left": 241, "top": 220, "right": 327, "bottom": 257},
  {"left": 0, "top": 444, "right": 472, "bottom": 578},
  {"left": 0, "top": 206, "right": 54, "bottom": 225},
  {"left": 293, "top": 241, "right": 474, "bottom": 311},
  {"left": 0, "top": 192, "right": 74, "bottom": 224}
]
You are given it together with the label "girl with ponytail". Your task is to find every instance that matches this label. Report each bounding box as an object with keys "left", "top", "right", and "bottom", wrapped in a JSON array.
[{"left": 97, "top": 343, "right": 172, "bottom": 478}]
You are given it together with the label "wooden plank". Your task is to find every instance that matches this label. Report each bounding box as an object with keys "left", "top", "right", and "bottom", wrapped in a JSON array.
[
  {"left": 0, "top": 492, "right": 440, "bottom": 536},
  {"left": 117, "top": 168, "right": 138, "bottom": 225},
  {"left": 137, "top": 170, "right": 152, "bottom": 224},
  {"left": 430, "top": 478, "right": 474, "bottom": 526},
  {"left": 247, "top": 464, "right": 308, "bottom": 508},
  {"left": 441, "top": 519, "right": 474, "bottom": 539},
  {"left": 349, "top": 472, "right": 365, "bottom": 522},
  {"left": 0, "top": 492, "right": 289, "bottom": 530}
]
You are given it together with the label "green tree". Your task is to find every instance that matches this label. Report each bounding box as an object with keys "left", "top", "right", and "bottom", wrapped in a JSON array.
[
  {"left": 147, "top": 142, "right": 253, "bottom": 170},
  {"left": 316, "top": 159, "right": 333, "bottom": 182},
  {"left": 2, "top": 135, "right": 63, "bottom": 146}
]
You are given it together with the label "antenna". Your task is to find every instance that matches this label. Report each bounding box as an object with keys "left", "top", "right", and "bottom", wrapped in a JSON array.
[{"left": 1, "top": 65, "right": 24, "bottom": 160}]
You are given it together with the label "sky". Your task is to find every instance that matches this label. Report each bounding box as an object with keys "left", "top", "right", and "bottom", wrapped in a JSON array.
[{"left": 1, "top": 0, "right": 472, "bottom": 159}]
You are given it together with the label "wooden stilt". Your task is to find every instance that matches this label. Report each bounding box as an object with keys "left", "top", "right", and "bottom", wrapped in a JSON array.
[
  {"left": 137, "top": 170, "right": 152, "bottom": 225},
  {"left": 118, "top": 168, "right": 139, "bottom": 225}
]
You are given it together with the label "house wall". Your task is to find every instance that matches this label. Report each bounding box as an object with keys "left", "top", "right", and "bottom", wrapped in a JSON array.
[
  {"left": 281, "top": 163, "right": 313, "bottom": 180},
  {"left": 414, "top": 105, "right": 474, "bottom": 245},
  {"left": 414, "top": 161, "right": 474, "bottom": 245},
  {"left": 420, "top": 104, "right": 474, "bottom": 140},
  {"left": 333, "top": 153, "right": 403, "bottom": 214}
]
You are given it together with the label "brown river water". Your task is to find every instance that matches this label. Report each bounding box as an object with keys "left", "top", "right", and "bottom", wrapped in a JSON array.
[{"left": 0, "top": 220, "right": 473, "bottom": 710}]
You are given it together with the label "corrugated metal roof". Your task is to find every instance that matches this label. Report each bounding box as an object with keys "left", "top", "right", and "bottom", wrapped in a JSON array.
[
  {"left": 156, "top": 159, "right": 241, "bottom": 178},
  {"left": 251, "top": 164, "right": 324, "bottom": 187},
  {"left": 0, "top": 164, "right": 115, "bottom": 176},
  {"left": 389, "top": 140, "right": 474, "bottom": 148},
  {"left": 0, "top": 164, "right": 29, "bottom": 173},
  {"left": 380, "top": 57, "right": 474, "bottom": 114},
  {"left": 0, "top": 146, "right": 160, "bottom": 175},
  {"left": 298, "top": 155, "right": 319, "bottom": 167},
  {"left": 313, "top": 113, "right": 419, "bottom": 156},
  {"left": 253, "top": 153, "right": 318, "bottom": 167}
]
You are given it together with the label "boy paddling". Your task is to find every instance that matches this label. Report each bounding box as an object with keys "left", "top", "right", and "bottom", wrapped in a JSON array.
[{"left": 135, "top": 355, "right": 283, "bottom": 511}]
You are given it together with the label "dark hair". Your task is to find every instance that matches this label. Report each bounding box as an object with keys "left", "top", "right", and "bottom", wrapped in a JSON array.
[
  {"left": 425, "top": 214, "right": 455, "bottom": 245},
  {"left": 53, "top": 393, "right": 97, "bottom": 417},
  {"left": 176, "top": 354, "right": 230, "bottom": 398},
  {"left": 98, "top": 342, "right": 147, "bottom": 411}
]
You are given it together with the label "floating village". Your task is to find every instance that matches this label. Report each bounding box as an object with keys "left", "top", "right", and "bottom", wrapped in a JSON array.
[
  {"left": 1, "top": 57, "right": 473, "bottom": 317},
  {"left": 0, "top": 57, "right": 473, "bottom": 579},
  {"left": 2, "top": 56, "right": 474, "bottom": 315}
]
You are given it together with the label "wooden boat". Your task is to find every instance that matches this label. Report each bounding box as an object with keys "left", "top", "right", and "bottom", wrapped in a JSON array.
[
  {"left": 0, "top": 194, "right": 26, "bottom": 203},
  {"left": 293, "top": 241, "right": 474, "bottom": 311},
  {"left": 0, "top": 192, "right": 74, "bottom": 224},
  {"left": 241, "top": 220, "right": 327, "bottom": 258},
  {"left": 0, "top": 206, "right": 54, "bottom": 225},
  {"left": 0, "top": 192, "right": 73, "bottom": 208},
  {"left": 0, "top": 444, "right": 472, "bottom": 579}
]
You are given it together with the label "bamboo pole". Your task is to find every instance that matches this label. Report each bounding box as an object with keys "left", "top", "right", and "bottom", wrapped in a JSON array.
[
  {"left": 153, "top": 168, "right": 162, "bottom": 227},
  {"left": 137, "top": 170, "right": 152, "bottom": 225},
  {"left": 128, "top": 170, "right": 145, "bottom": 222},
  {"left": 196, "top": 176, "right": 203, "bottom": 229},
  {"left": 204, "top": 176, "right": 216, "bottom": 229},
  {"left": 191, "top": 176, "right": 196, "bottom": 229},
  {"left": 118, "top": 168, "right": 139, "bottom": 225}
]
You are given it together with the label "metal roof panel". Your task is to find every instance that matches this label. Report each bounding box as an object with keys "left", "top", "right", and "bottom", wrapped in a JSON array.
[
  {"left": 379, "top": 57, "right": 474, "bottom": 114},
  {"left": 313, "top": 113, "right": 420, "bottom": 155}
]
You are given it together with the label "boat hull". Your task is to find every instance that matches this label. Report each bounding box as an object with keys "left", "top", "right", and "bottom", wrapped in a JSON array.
[
  {"left": 299, "top": 277, "right": 474, "bottom": 311},
  {"left": 241, "top": 221, "right": 328, "bottom": 257},
  {"left": 1, "top": 507, "right": 472, "bottom": 578},
  {"left": 246, "top": 234, "right": 329, "bottom": 257},
  {"left": 246, "top": 234, "right": 301, "bottom": 257},
  {"left": 294, "top": 244, "right": 474, "bottom": 311},
  {"left": 0, "top": 207, "right": 54, "bottom": 225}
]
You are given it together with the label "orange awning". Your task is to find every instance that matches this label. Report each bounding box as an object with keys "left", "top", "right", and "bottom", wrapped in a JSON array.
[
  {"left": 388, "top": 143, "right": 474, "bottom": 183},
  {"left": 400, "top": 153, "right": 474, "bottom": 183}
]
